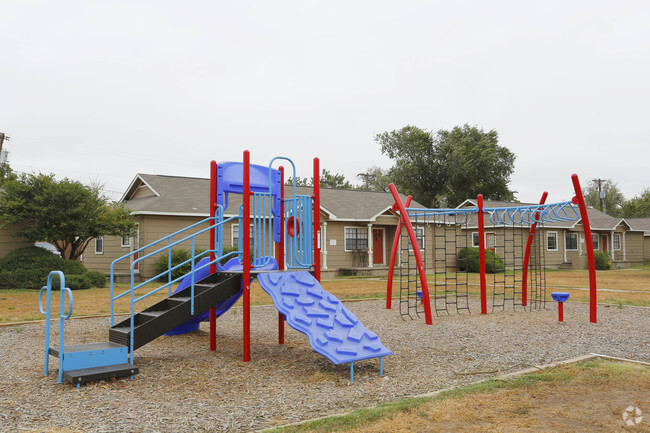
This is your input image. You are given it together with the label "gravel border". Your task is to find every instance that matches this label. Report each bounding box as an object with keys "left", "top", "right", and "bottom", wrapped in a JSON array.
[{"left": 1, "top": 298, "right": 648, "bottom": 432}]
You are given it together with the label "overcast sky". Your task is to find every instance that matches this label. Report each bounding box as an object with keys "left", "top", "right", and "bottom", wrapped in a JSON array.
[{"left": 2, "top": 1, "right": 649, "bottom": 204}]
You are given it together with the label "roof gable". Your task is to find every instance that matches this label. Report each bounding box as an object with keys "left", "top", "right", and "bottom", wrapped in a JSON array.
[{"left": 122, "top": 174, "right": 420, "bottom": 221}]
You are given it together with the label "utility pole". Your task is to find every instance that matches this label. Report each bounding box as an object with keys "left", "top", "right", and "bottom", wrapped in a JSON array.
[
  {"left": 597, "top": 179, "right": 604, "bottom": 212},
  {"left": 357, "top": 172, "right": 376, "bottom": 190},
  {"left": 0, "top": 132, "right": 9, "bottom": 163}
]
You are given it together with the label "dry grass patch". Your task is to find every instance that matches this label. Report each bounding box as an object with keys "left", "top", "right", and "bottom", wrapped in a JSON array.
[{"left": 268, "top": 359, "right": 650, "bottom": 433}]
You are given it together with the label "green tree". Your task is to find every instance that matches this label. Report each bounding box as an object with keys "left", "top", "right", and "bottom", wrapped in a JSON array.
[
  {"left": 357, "top": 165, "right": 392, "bottom": 192},
  {"left": 0, "top": 173, "right": 135, "bottom": 260},
  {"left": 621, "top": 188, "right": 650, "bottom": 217},
  {"left": 376, "top": 124, "right": 516, "bottom": 207},
  {"left": 583, "top": 179, "right": 625, "bottom": 216},
  {"left": 286, "top": 169, "right": 353, "bottom": 189}
]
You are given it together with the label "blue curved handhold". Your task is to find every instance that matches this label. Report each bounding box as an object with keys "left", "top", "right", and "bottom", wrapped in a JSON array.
[{"left": 551, "top": 292, "right": 570, "bottom": 303}]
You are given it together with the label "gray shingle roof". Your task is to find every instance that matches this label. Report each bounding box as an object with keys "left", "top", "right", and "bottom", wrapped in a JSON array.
[
  {"left": 122, "top": 174, "right": 419, "bottom": 221},
  {"left": 627, "top": 217, "right": 650, "bottom": 235}
]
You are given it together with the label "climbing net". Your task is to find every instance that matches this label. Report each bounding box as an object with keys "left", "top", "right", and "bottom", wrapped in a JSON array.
[{"left": 396, "top": 200, "right": 579, "bottom": 318}]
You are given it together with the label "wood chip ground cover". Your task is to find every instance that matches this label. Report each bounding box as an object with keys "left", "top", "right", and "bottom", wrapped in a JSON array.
[{"left": 0, "top": 297, "right": 648, "bottom": 432}]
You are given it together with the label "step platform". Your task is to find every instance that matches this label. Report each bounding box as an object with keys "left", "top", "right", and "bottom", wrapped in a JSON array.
[
  {"left": 63, "top": 363, "right": 138, "bottom": 386},
  {"left": 48, "top": 341, "right": 137, "bottom": 386}
]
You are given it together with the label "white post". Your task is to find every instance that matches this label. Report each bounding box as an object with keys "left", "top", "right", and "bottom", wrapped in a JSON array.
[
  {"left": 367, "top": 223, "right": 373, "bottom": 268},
  {"left": 322, "top": 222, "right": 328, "bottom": 270},
  {"left": 623, "top": 231, "right": 626, "bottom": 261}
]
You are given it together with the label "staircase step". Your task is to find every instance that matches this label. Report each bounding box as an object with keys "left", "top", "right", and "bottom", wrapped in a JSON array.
[
  {"left": 48, "top": 341, "right": 127, "bottom": 358},
  {"left": 140, "top": 310, "right": 167, "bottom": 318},
  {"left": 63, "top": 363, "right": 139, "bottom": 386}
]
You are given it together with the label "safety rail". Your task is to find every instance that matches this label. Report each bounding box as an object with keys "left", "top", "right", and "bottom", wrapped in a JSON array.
[
  {"left": 39, "top": 271, "right": 73, "bottom": 384},
  {"left": 110, "top": 207, "right": 237, "bottom": 327},
  {"left": 485, "top": 201, "right": 578, "bottom": 225},
  {"left": 406, "top": 200, "right": 579, "bottom": 226}
]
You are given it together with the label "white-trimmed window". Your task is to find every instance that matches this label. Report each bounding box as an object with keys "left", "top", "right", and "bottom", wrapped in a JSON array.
[
  {"left": 613, "top": 233, "right": 621, "bottom": 250},
  {"left": 95, "top": 237, "right": 104, "bottom": 254},
  {"left": 565, "top": 233, "right": 578, "bottom": 251},
  {"left": 121, "top": 236, "right": 131, "bottom": 248},
  {"left": 592, "top": 234, "right": 599, "bottom": 250},
  {"left": 345, "top": 227, "right": 368, "bottom": 251},
  {"left": 232, "top": 224, "right": 254, "bottom": 249},
  {"left": 471, "top": 232, "right": 480, "bottom": 248},
  {"left": 547, "top": 232, "right": 558, "bottom": 251},
  {"left": 407, "top": 227, "right": 425, "bottom": 251}
]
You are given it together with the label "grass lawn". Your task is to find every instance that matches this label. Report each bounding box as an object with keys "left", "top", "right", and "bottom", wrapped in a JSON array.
[
  {"left": 1, "top": 266, "right": 649, "bottom": 324},
  {"left": 263, "top": 358, "right": 650, "bottom": 432}
]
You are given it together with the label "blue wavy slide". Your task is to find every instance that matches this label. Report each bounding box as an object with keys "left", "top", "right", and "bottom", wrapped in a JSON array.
[{"left": 257, "top": 271, "right": 392, "bottom": 364}]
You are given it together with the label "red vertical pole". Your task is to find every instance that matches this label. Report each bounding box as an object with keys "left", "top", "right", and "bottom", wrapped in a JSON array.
[
  {"left": 276, "top": 166, "right": 285, "bottom": 345},
  {"left": 209, "top": 161, "right": 217, "bottom": 351},
  {"left": 571, "top": 174, "right": 597, "bottom": 323},
  {"left": 386, "top": 195, "right": 412, "bottom": 309},
  {"left": 521, "top": 191, "right": 548, "bottom": 307},
  {"left": 389, "top": 184, "right": 432, "bottom": 325},
  {"left": 243, "top": 151, "right": 251, "bottom": 361},
  {"left": 558, "top": 302, "right": 564, "bottom": 322},
  {"left": 313, "top": 158, "right": 321, "bottom": 282},
  {"left": 477, "top": 194, "right": 487, "bottom": 315}
]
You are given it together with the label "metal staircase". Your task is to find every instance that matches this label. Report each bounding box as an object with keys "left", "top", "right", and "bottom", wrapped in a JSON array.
[{"left": 109, "top": 272, "right": 241, "bottom": 350}]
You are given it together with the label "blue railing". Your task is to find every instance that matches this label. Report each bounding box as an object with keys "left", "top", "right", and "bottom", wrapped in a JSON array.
[
  {"left": 39, "top": 271, "right": 73, "bottom": 384},
  {"left": 406, "top": 201, "right": 579, "bottom": 226},
  {"left": 110, "top": 206, "right": 239, "bottom": 360}
]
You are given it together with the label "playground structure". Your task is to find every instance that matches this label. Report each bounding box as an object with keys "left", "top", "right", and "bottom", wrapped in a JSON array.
[
  {"left": 386, "top": 174, "right": 598, "bottom": 325},
  {"left": 41, "top": 151, "right": 391, "bottom": 387}
]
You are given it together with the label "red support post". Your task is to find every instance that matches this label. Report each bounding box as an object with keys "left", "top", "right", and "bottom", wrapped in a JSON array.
[
  {"left": 521, "top": 191, "right": 548, "bottom": 307},
  {"left": 477, "top": 194, "right": 487, "bottom": 315},
  {"left": 313, "top": 158, "right": 321, "bottom": 282},
  {"left": 209, "top": 160, "right": 217, "bottom": 351},
  {"left": 276, "top": 166, "right": 285, "bottom": 345},
  {"left": 388, "top": 184, "right": 432, "bottom": 325},
  {"left": 571, "top": 174, "right": 598, "bottom": 323},
  {"left": 243, "top": 151, "right": 251, "bottom": 361},
  {"left": 386, "top": 195, "right": 412, "bottom": 309}
]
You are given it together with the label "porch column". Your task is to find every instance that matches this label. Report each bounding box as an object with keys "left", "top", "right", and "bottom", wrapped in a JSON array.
[
  {"left": 623, "top": 231, "right": 627, "bottom": 261},
  {"left": 322, "top": 222, "right": 328, "bottom": 270},
  {"left": 610, "top": 231, "right": 615, "bottom": 260},
  {"left": 367, "top": 223, "right": 373, "bottom": 268}
]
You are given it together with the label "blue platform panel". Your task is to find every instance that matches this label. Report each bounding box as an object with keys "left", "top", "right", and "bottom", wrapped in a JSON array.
[{"left": 257, "top": 271, "right": 392, "bottom": 364}]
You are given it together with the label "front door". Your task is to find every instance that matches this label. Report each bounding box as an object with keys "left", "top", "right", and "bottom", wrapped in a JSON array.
[
  {"left": 372, "top": 229, "right": 384, "bottom": 265},
  {"left": 601, "top": 234, "right": 607, "bottom": 253}
]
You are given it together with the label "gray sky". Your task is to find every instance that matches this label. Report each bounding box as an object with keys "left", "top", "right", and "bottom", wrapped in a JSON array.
[{"left": 2, "top": 1, "right": 649, "bottom": 204}]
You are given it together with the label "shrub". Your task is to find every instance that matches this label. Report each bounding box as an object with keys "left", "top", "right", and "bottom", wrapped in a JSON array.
[
  {"left": 458, "top": 247, "right": 504, "bottom": 273},
  {"left": 64, "top": 274, "right": 92, "bottom": 290},
  {"left": 0, "top": 246, "right": 102, "bottom": 290},
  {"left": 153, "top": 248, "right": 206, "bottom": 281},
  {"left": 593, "top": 251, "right": 611, "bottom": 270},
  {"left": 86, "top": 271, "right": 106, "bottom": 288}
]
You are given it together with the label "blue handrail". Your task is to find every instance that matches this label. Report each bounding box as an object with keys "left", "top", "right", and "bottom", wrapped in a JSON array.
[
  {"left": 109, "top": 205, "right": 242, "bottom": 360},
  {"left": 39, "top": 271, "right": 73, "bottom": 384}
]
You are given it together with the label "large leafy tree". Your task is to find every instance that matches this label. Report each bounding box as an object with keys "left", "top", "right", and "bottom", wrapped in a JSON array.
[
  {"left": 0, "top": 173, "right": 135, "bottom": 260},
  {"left": 621, "top": 188, "right": 650, "bottom": 217},
  {"left": 583, "top": 179, "right": 625, "bottom": 216},
  {"left": 376, "top": 124, "right": 516, "bottom": 207}
]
